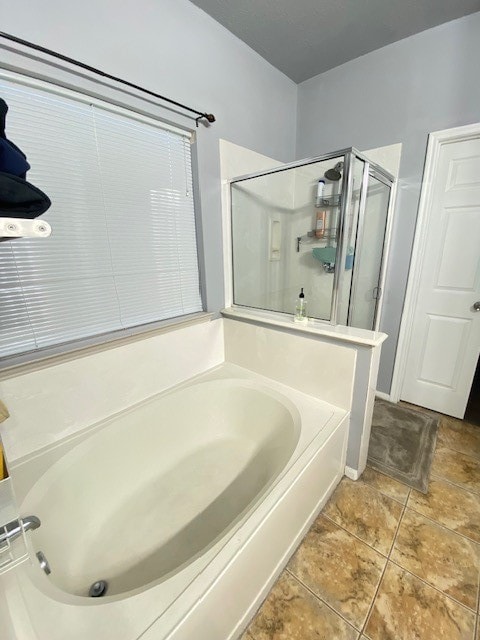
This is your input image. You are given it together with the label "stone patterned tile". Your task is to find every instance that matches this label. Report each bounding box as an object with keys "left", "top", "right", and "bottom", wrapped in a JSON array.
[
  {"left": 408, "top": 477, "right": 480, "bottom": 543},
  {"left": 361, "top": 466, "right": 410, "bottom": 504},
  {"left": 438, "top": 418, "right": 480, "bottom": 460},
  {"left": 431, "top": 446, "right": 480, "bottom": 494},
  {"left": 364, "top": 563, "right": 476, "bottom": 640},
  {"left": 244, "top": 571, "right": 358, "bottom": 640},
  {"left": 391, "top": 509, "right": 480, "bottom": 609},
  {"left": 322, "top": 477, "right": 403, "bottom": 555},
  {"left": 288, "top": 515, "right": 386, "bottom": 629}
]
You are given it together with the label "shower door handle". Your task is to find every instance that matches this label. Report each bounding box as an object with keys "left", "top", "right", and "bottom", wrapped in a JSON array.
[{"left": 373, "top": 287, "right": 382, "bottom": 300}]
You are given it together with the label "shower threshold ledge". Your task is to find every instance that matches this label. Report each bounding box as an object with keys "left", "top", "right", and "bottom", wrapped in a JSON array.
[{"left": 221, "top": 307, "right": 388, "bottom": 348}]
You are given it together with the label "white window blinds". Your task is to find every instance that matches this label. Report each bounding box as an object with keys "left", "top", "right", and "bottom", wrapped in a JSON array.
[{"left": 0, "top": 76, "right": 202, "bottom": 358}]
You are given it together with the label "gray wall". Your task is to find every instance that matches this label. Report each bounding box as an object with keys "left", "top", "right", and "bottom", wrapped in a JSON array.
[
  {"left": 3, "top": 1, "right": 480, "bottom": 395},
  {"left": 296, "top": 11, "right": 480, "bottom": 394},
  {"left": 0, "top": 0, "right": 297, "bottom": 315}
]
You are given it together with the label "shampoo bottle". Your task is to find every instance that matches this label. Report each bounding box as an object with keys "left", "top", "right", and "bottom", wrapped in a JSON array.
[
  {"left": 315, "top": 210, "right": 326, "bottom": 238},
  {"left": 315, "top": 179, "right": 325, "bottom": 207},
  {"left": 294, "top": 288, "right": 307, "bottom": 323},
  {"left": 315, "top": 179, "right": 326, "bottom": 238}
]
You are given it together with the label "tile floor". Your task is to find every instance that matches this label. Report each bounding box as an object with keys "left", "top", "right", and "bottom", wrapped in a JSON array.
[{"left": 241, "top": 411, "right": 480, "bottom": 640}]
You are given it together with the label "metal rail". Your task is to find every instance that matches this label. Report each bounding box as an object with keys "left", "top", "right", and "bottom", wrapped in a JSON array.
[{"left": 0, "top": 31, "right": 216, "bottom": 127}]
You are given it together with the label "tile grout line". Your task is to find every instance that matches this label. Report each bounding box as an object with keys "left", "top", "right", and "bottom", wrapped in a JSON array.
[
  {"left": 322, "top": 477, "right": 409, "bottom": 558},
  {"left": 433, "top": 436, "right": 480, "bottom": 496},
  {"left": 362, "top": 410, "right": 480, "bottom": 636},
  {"left": 285, "top": 568, "right": 359, "bottom": 634},
  {"left": 430, "top": 471, "right": 480, "bottom": 498},
  {"left": 438, "top": 442, "right": 480, "bottom": 464},
  {"left": 391, "top": 443, "right": 480, "bottom": 623},
  {"left": 361, "top": 481, "right": 410, "bottom": 507},
  {"left": 354, "top": 468, "right": 411, "bottom": 505},
  {"left": 321, "top": 512, "right": 389, "bottom": 559},
  {"left": 474, "top": 561, "right": 480, "bottom": 640},
  {"left": 478, "top": 555, "right": 480, "bottom": 616},
  {"left": 387, "top": 557, "right": 478, "bottom": 614},
  {"left": 405, "top": 500, "right": 480, "bottom": 546},
  {"left": 359, "top": 488, "right": 410, "bottom": 637},
  {"left": 476, "top": 549, "right": 480, "bottom": 638},
  {"left": 242, "top": 476, "right": 404, "bottom": 640},
  {"left": 436, "top": 437, "right": 480, "bottom": 464},
  {"left": 246, "top": 445, "right": 480, "bottom": 640}
]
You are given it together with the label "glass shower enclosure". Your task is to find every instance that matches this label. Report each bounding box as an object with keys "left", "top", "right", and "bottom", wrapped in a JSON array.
[{"left": 230, "top": 148, "right": 395, "bottom": 331}]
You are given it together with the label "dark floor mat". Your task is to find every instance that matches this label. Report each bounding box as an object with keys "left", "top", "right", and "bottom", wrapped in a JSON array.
[{"left": 367, "top": 398, "right": 439, "bottom": 493}]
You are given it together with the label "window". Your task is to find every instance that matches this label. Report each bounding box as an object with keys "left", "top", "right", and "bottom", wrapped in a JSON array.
[{"left": 0, "top": 75, "right": 203, "bottom": 359}]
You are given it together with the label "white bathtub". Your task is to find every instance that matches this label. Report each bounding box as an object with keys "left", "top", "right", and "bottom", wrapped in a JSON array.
[
  {"left": 6, "top": 363, "right": 349, "bottom": 640},
  {"left": 23, "top": 377, "right": 301, "bottom": 598}
]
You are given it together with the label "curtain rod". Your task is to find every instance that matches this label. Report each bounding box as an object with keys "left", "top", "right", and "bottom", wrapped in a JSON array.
[{"left": 0, "top": 31, "right": 216, "bottom": 127}]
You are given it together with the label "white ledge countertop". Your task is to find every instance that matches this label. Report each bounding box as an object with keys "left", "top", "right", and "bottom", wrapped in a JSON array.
[{"left": 221, "top": 307, "right": 388, "bottom": 348}]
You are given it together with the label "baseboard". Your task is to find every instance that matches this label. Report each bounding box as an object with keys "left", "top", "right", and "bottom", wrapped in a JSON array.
[
  {"left": 344, "top": 465, "right": 361, "bottom": 481},
  {"left": 375, "top": 391, "right": 392, "bottom": 402}
]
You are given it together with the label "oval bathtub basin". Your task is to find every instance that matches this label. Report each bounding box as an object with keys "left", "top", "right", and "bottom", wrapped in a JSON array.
[{"left": 22, "top": 379, "right": 300, "bottom": 599}]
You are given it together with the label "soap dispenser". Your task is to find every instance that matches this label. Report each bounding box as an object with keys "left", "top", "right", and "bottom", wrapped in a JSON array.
[{"left": 294, "top": 288, "right": 308, "bottom": 323}]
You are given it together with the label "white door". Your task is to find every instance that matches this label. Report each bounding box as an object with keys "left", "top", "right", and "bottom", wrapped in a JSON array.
[{"left": 401, "top": 131, "right": 480, "bottom": 418}]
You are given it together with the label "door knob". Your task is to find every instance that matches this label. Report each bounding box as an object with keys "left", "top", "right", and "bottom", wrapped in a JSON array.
[{"left": 474, "top": 301, "right": 480, "bottom": 312}]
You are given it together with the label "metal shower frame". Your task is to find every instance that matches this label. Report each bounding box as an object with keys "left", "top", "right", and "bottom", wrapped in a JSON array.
[{"left": 230, "top": 147, "right": 396, "bottom": 328}]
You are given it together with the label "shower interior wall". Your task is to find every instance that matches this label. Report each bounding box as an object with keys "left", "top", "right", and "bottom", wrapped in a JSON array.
[
  {"left": 290, "top": 163, "right": 342, "bottom": 320},
  {"left": 231, "top": 156, "right": 345, "bottom": 321}
]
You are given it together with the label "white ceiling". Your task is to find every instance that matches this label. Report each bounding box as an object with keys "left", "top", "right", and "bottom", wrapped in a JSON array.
[{"left": 189, "top": 0, "right": 480, "bottom": 82}]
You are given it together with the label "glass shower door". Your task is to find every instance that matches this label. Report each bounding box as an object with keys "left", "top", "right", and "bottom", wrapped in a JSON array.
[
  {"left": 348, "top": 172, "right": 392, "bottom": 330},
  {"left": 230, "top": 155, "right": 347, "bottom": 322}
]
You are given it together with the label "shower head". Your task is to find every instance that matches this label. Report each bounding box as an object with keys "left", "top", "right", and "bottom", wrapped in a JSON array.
[{"left": 324, "top": 161, "right": 344, "bottom": 181}]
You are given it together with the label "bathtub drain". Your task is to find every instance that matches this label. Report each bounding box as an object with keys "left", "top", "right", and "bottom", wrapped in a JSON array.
[
  {"left": 89, "top": 580, "right": 108, "bottom": 597},
  {"left": 36, "top": 551, "right": 51, "bottom": 575}
]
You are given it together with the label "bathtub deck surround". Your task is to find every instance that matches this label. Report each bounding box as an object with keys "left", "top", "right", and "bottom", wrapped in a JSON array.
[
  {"left": 222, "top": 309, "right": 387, "bottom": 479},
  {"left": 0, "top": 317, "right": 225, "bottom": 464},
  {"left": 0, "top": 314, "right": 386, "bottom": 640}
]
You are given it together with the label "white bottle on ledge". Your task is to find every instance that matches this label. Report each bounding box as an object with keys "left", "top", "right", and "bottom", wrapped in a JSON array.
[{"left": 294, "top": 288, "right": 308, "bottom": 323}]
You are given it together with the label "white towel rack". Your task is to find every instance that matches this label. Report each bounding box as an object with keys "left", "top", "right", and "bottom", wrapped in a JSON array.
[{"left": 0, "top": 217, "right": 51, "bottom": 239}]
